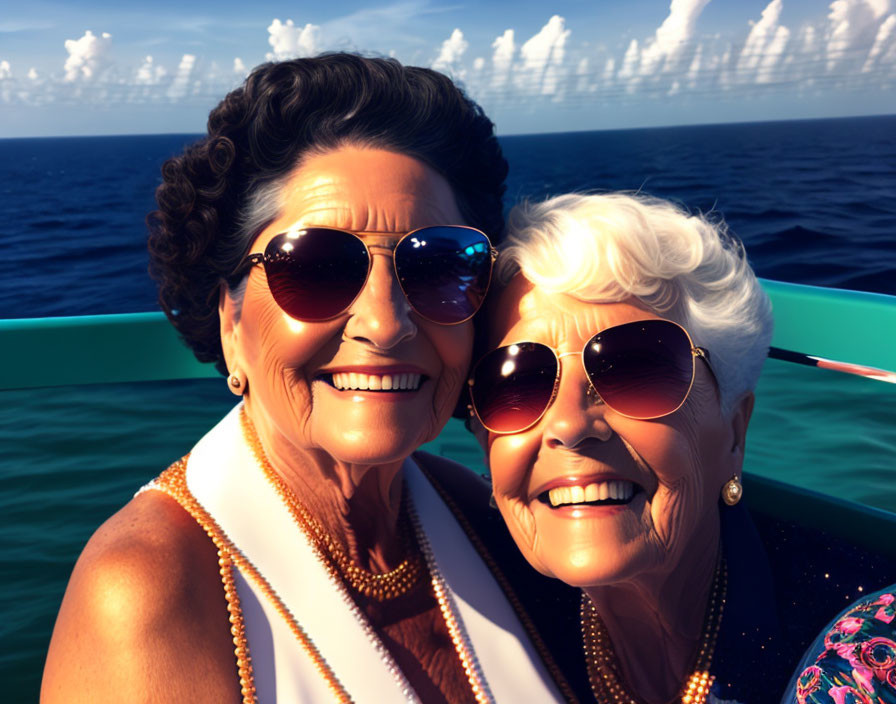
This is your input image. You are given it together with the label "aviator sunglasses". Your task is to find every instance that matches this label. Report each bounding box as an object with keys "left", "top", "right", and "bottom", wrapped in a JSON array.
[
  {"left": 468, "top": 319, "right": 713, "bottom": 434},
  {"left": 235, "top": 226, "right": 496, "bottom": 324}
]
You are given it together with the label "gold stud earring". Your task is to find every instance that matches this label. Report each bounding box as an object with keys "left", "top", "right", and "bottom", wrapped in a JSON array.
[
  {"left": 228, "top": 372, "right": 245, "bottom": 396},
  {"left": 721, "top": 475, "right": 743, "bottom": 506}
]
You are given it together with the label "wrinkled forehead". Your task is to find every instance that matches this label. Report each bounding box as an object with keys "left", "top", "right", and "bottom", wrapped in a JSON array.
[
  {"left": 486, "top": 274, "right": 660, "bottom": 352},
  {"left": 278, "top": 148, "right": 463, "bottom": 233}
]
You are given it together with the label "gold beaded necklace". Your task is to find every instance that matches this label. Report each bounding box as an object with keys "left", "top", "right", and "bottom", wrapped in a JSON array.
[
  {"left": 580, "top": 554, "right": 727, "bottom": 704},
  {"left": 238, "top": 406, "right": 494, "bottom": 702},
  {"left": 239, "top": 408, "right": 426, "bottom": 601}
]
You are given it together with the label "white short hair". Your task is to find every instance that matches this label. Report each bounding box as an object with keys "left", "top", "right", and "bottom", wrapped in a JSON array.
[{"left": 498, "top": 193, "right": 773, "bottom": 415}]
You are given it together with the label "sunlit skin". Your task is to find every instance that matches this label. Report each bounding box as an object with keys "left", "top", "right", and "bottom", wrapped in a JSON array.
[
  {"left": 41, "top": 147, "right": 475, "bottom": 704},
  {"left": 219, "top": 146, "right": 472, "bottom": 565},
  {"left": 479, "top": 274, "right": 754, "bottom": 704}
]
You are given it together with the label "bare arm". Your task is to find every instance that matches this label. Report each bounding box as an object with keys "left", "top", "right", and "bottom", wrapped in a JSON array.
[{"left": 41, "top": 491, "right": 242, "bottom": 704}]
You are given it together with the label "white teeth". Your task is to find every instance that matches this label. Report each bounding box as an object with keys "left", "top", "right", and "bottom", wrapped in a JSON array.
[
  {"left": 545, "top": 480, "right": 638, "bottom": 507},
  {"left": 330, "top": 372, "right": 421, "bottom": 391}
]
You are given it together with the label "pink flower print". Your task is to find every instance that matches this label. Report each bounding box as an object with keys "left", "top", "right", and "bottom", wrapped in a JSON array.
[
  {"left": 875, "top": 593, "right": 895, "bottom": 606},
  {"left": 887, "top": 667, "right": 896, "bottom": 688},
  {"left": 837, "top": 617, "right": 865, "bottom": 635},
  {"left": 850, "top": 665, "right": 875, "bottom": 694},
  {"left": 796, "top": 665, "right": 822, "bottom": 703},
  {"left": 827, "top": 685, "right": 873, "bottom": 704},
  {"left": 824, "top": 640, "right": 862, "bottom": 669},
  {"left": 859, "top": 637, "right": 896, "bottom": 671},
  {"left": 875, "top": 606, "right": 895, "bottom": 624}
]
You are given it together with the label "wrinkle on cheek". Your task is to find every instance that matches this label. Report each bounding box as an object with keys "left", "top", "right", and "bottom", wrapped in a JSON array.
[
  {"left": 651, "top": 480, "right": 686, "bottom": 550},
  {"left": 507, "top": 498, "right": 538, "bottom": 552},
  {"left": 432, "top": 365, "right": 463, "bottom": 423}
]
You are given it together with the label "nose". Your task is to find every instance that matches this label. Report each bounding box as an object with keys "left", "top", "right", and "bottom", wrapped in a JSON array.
[
  {"left": 541, "top": 357, "right": 613, "bottom": 448},
  {"left": 343, "top": 250, "right": 417, "bottom": 349}
]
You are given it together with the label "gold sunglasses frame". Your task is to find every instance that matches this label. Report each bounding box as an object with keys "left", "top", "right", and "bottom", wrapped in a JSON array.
[
  {"left": 468, "top": 319, "right": 714, "bottom": 435},
  {"left": 238, "top": 225, "right": 498, "bottom": 325}
]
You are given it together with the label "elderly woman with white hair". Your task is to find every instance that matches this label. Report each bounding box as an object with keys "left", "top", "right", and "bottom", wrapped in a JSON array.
[{"left": 466, "top": 192, "right": 791, "bottom": 702}]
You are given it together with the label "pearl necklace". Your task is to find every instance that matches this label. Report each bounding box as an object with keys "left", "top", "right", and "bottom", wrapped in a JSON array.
[
  {"left": 239, "top": 407, "right": 495, "bottom": 704},
  {"left": 239, "top": 410, "right": 426, "bottom": 601},
  {"left": 580, "top": 554, "right": 727, "bottom": 704}
]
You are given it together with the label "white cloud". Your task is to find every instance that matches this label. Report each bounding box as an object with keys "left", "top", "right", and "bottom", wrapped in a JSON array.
[
  {"left": 827, "top": 0, "right": 890, "bottom": 70},
  {"left": 517, "top": 15, "right": 571, "bottom": 95},
  {"left": 757, "top": 25, "right": 791, "bottom": 82},
  {"left": 602, "top": 57, "right": 616, "bottom": 84},
  {"left": 491, "top": 29, "right": 515, "bottom": 89},
  {"left": 738, "top": 0, "right": 786, "bottom": 79},
  {"left": 432, "top": 28, "right": 468, "bottom": 75},
  {"left": 863, "top": 14, "right": 896, "bottom": 70},
  {"left": 63, "top": 30, "right": 112, "bottom": 82},
  {"left": 639, "top": 0, "right": 712, "bottom": 77},
  {"left": 167, "top": 54, "right": 196, "bottom": 100},
  {"left": 4, "top": 6, "right": 896, "bottom": 123},
  {"left": 687, "top": 43, "right": 704, "bottom": 87},
  {"left": 0, "top": 60, "right": 11, "bottom": 104},
  {"left": 618, "top": 39, "right": 640, "bottom": 83},
  {"left": 135, "top": 56, "right": 166, "bottom": 85},
  {"left": 576, "top": 57, "right": 591, "bottom": 92},
  {"left": 266, "top": 18, "right": 321, "bottom": 61}
]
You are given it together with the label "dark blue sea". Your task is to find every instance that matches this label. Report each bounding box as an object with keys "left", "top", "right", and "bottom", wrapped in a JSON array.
[{"left": 2, "top": 115, "right": 895, "bottom": 700}]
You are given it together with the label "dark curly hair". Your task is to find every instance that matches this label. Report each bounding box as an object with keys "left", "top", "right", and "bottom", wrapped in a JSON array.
[{"left": 148, "top": 53, "right": 508, "bottom": 374}]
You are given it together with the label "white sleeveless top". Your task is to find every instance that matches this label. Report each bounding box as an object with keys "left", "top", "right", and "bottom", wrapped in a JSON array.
[{"left": 145, "top": 403, "right": 564, "bottom": 703}]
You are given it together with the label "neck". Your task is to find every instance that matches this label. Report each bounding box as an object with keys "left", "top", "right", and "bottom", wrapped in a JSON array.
[
  {"left": 242, "top": 399, "right": 407, "bottom": 572},
  {"left": 582, "top": 514, "right": 721, "bottom": 704}
]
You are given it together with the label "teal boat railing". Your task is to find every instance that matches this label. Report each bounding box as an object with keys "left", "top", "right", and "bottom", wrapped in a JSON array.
[
  {"left": 2, "top": 278, "right": 896, "bottom": 556},
  {"left": 2, "top": 279, "right": 895, "bottom": 390}
]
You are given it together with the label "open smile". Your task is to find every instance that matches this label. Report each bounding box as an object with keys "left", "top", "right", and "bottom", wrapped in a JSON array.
[
  {"left": 536, "top": 479, "right": 645, "bottom": 509},
  {"left": 317, "top": 370, "right": 426, "bottom": 392}
]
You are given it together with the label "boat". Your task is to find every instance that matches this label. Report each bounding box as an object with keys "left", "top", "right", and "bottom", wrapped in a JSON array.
[
  {"left": 3, "top": 277, "right": 896, "bottom": 700},
  {"left": 3, "top": 278, "right": 895, "bottom": 552}
]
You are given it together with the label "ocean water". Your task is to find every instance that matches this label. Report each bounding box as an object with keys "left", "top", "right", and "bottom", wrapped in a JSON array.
[{"left": 1, "top": 115, "right": 895, "bottom": 700}]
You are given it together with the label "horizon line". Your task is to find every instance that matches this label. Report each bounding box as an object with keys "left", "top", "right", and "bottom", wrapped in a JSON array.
[{"left": 2, "top": 111, "right": 894, "bottom": 142}]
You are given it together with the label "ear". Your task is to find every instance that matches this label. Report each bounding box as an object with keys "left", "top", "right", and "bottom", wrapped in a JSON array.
[
  {"left": 727, "top": 390, "right": 755, "bottom": 474},
  {"left": 219, "top": 283, "right": 241, "bottom": 374}
]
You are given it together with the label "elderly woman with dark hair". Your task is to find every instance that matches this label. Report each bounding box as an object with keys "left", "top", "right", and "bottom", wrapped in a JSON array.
[
  {"left": 468, "top": 193, "right": 786, "bottom": 702},
  {"left": 41, "top": 55, "right": 580, "bottom": 703}
]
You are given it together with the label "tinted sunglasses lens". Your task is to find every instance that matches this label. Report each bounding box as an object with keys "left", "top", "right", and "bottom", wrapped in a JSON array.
[
  {"left": 264, "top": 229, "right": 369, "bottom": 321},
  {"left": 471, "top": 343, "right": 558, "bottom": 433},
  {"left": 583, "top": 320, "right": 694, "bottom": 419},
  {"left": 395, "top": 227, "right": 492, "bottom": 324}
]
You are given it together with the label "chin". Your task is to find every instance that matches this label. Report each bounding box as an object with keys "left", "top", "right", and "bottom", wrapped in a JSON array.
[
  {"left": 536, "top": 553, "right": 617, "bottom": 588},
  {"left": 529, "top": 536, "right": 656, "bottom": 589},
  {"left": 324, "top": 426, "right": 431, "bottom": 467}
]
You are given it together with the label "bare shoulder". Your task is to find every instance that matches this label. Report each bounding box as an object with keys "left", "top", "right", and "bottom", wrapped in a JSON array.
[{"left": 41, "top": 489, "right": 242, "bottom": 704}]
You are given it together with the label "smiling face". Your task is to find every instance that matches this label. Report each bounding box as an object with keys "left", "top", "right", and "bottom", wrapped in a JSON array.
[
  {"left": 220, "top": 146, "right": 473, "bottom": 469},
  {"left": 483, "top": 275, "right": 751, "bottom": 588}
]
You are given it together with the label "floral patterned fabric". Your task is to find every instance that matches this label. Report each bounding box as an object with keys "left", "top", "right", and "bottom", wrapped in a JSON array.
[{"left": 783, "top": 588, "right": 896, "bottom": 703}]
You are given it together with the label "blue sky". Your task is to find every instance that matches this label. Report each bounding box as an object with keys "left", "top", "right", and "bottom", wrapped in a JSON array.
[{"left": 1, "top": 0, "right": 894, "bottom": 137}]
